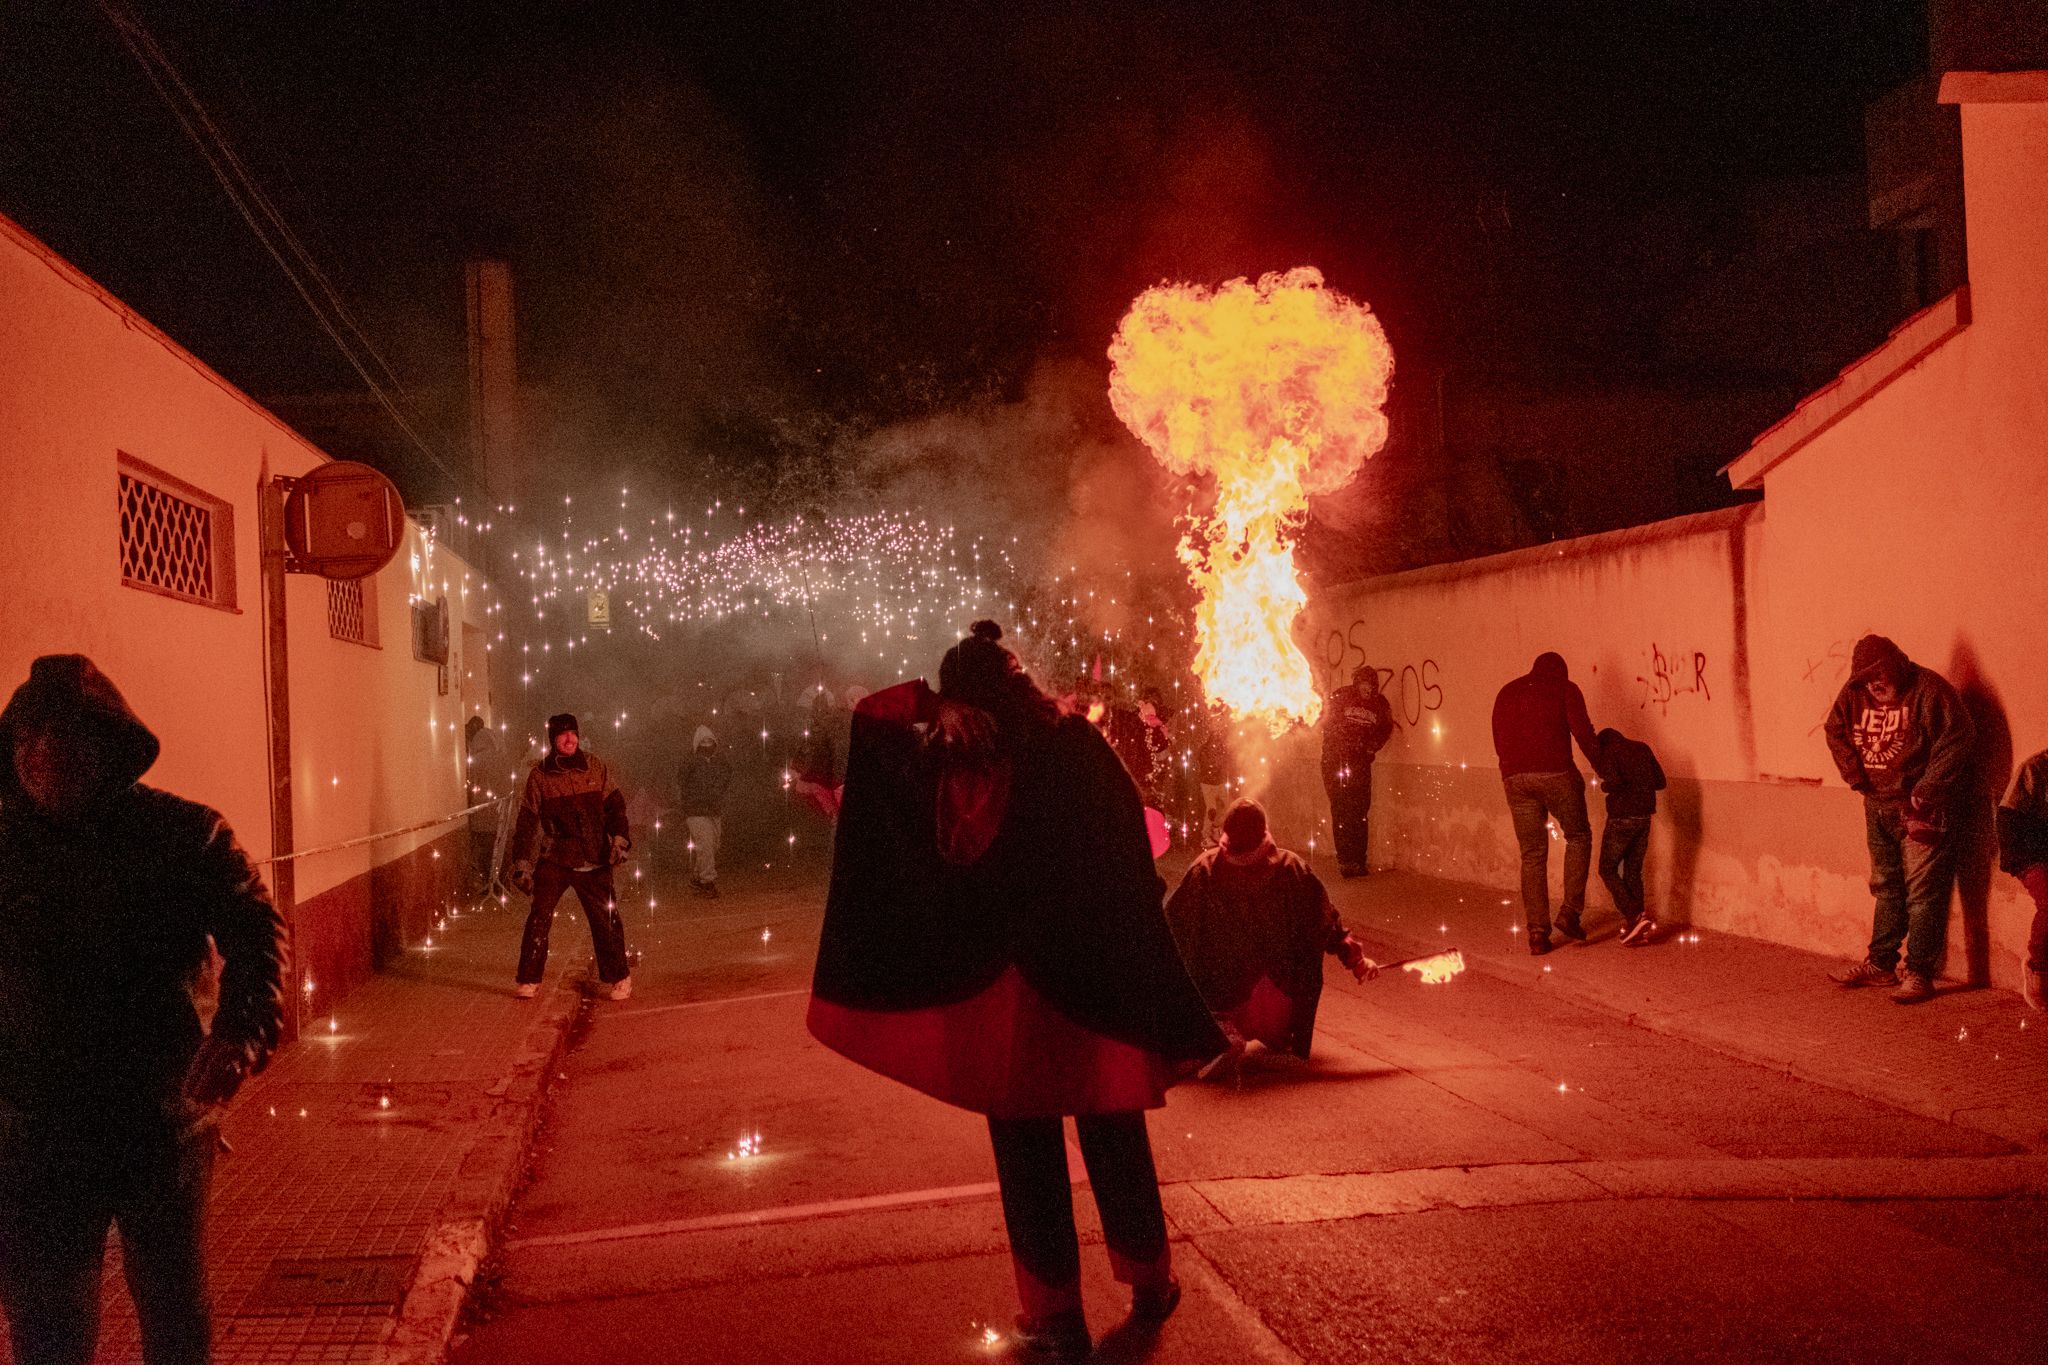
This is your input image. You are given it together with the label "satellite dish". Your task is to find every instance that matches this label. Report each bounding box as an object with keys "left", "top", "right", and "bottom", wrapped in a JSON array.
[{"left": 283, "top": 461, "right": 405, "bottom": 579}]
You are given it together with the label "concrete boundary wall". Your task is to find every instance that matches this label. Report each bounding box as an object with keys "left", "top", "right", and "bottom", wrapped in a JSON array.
[{"left": 1298, "top": 497, "right": 2032, "bottom": 987}]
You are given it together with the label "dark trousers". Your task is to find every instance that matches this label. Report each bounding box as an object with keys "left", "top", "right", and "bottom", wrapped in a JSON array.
[
  {"left": 1324, "top": 761, "right": 1373, "bottom": 869},
  {"left": 468, "top": 829, "right": 497, "bottom": 895},
  {"left": 1865, "top": 797, "right": 1955, "bottom": 978},
  {"left": 1504, "top": 771, "right": 1591, "bottom": 938},
  {"left": 1599, "top": 815, "right": 1653, "bottom": 924},
  {"left": 0, "top": 1117, "right": 216, "bottom": 1365},
  {"left": 986, "top": 1113, "right": 1171, "bottom": 1319},
  {"left": 517, "top": 863, "right": 630, "bottom": 984}
]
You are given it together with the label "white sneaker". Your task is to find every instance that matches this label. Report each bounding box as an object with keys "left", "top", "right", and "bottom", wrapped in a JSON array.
[
  {"left": 607, "top": 976, "right": 633, "bottom": 1002},
  {"left": 514, "top": 982, "right": 539, "bottom": 1000}
]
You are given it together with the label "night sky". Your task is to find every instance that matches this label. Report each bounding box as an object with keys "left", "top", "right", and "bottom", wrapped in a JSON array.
[{"left": 1, "top": 1, "right": 1926, "bottom": 503}]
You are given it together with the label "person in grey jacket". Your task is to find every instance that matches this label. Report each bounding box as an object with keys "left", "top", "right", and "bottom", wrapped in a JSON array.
[
  {"left": 0, "top": 655, "right": 288, "bottom": 1365},
  {"left": 1823, "top": 634, "right": 1974, "bottom": 1004}
]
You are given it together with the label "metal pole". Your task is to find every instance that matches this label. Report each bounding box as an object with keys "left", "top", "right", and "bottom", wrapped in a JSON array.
[{"left": 260, "top": 475, "right": 302, "bottom": 1041}]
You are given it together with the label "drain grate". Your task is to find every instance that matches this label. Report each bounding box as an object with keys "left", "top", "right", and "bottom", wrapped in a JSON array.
[{"left": 249, "top": 1256, "right": 415, "bottom": 1311}]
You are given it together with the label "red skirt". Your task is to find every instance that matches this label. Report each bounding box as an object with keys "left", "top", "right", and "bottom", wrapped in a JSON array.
[{"left": 808, "top": 966, "right": 1174, "bottom": 1118}]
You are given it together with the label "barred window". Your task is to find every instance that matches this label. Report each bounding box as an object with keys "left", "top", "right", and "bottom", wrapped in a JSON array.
[
  {"left": 327, "top": 576, "right": 380, "bottom": 647},
  {"left": 117, "top": 456, "right": 236, "bottom": 610}
]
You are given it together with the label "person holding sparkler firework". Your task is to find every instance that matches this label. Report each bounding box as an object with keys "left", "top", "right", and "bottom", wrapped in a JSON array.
[
  {"left": 1166, "top": 799, "right": 1378, "bottom": 1073},
  {"left": 810, "top": 621, "right": 1225, "bottom": 1360}
]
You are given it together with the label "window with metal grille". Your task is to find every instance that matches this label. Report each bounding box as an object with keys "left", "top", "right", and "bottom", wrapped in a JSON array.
[
  {"left": 326, "top": 576, "right": 380, "bottom": 647},
  {"left": 117, "top": 456, "right": 236, "bottom": 610}
]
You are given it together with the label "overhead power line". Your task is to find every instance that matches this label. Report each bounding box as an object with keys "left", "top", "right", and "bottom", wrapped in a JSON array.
[{"left": 95, "top": 0, "right": 474, "bottom": 494}]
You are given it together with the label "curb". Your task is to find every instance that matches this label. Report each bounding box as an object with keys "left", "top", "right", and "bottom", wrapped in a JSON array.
[
  {"left": 370, "top": 976, "right": 585, "bottom": 1365},
  {"left": 1357, "top": 914, "right": 2046, "bottom": 1153}
]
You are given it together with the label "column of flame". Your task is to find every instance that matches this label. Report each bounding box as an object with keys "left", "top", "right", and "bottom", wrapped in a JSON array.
[{"left": 1109, "top": 267, "right": 1393, "bottom": 732}]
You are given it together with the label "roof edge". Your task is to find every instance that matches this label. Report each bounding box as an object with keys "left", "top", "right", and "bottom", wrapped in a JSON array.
[
  {"left": 1720, "top": 287, "right": 1970, "bottom": 491},
  {"left": 1940, "top": 70, "right": 2048, "bottom": 104},
  {"left": 1316, "top": 502, "right": 1761, "bottom": 599}
]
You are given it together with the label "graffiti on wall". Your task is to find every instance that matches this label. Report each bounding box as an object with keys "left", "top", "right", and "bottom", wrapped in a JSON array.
[
  {"left": 1636, "top": 644, "right": 1711, "bottom": 714},
  {"left": 1317, "top": 619, "right": 1445, "bottom": 727}
]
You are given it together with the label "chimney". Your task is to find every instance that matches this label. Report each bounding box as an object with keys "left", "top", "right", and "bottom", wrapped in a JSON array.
[{"left": 464, "top": 259, "right": 520, "bottom": 503}]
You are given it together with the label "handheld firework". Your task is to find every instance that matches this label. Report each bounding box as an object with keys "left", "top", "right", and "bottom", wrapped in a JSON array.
[{"left": 1373, "top": 948, "right": 1467, "bottom": 985}]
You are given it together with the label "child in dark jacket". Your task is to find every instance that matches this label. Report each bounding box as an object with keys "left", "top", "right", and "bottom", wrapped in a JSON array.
[
  {"left": 1595, "top": 727, "right": 1667, "bottom": 946},
  {"left": 1998, "top": 748, "right": 2048, "bottom": 1011}
]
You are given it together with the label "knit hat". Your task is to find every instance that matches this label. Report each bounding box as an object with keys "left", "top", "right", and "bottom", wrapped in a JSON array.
[
  {"left": 1849, "top": 634, "right": 1908, "bottom": 686},
  {"left": 1220, "top": 798, "right": 1268, "bottom": 852},
  {"left": 547, "top": 713, "right": 579, "bottom": 742}
]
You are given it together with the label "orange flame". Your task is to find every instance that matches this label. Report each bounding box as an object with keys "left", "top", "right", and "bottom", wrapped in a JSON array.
[
  {"left": 1401, "top": 949, "right": 1466, "bottom": 985},
  {"left": 1109, "top": 268, "right": 1393, "bottom": 731}
]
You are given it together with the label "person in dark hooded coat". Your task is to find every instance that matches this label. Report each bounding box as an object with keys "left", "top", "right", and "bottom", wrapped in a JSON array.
[
  {"left": 1822, "top": 634, "right": 1973, "bottom": 1004},
  {"left": 809, "top": 621, "right": 1224, "bottom": 1360},
  {"left": 1165, "top": 799, "right": 1377, "bottom": 1068},
  {"left": 0, "top": 654, "right": 288, "bottom": 1365}
]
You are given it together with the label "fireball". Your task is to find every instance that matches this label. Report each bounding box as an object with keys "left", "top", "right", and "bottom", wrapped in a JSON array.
[{"left": 1109, "top": 267, "right": 1393, "bottom": 731}]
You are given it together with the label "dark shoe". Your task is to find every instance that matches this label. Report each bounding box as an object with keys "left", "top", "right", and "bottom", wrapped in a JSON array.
[
  {"left": 1131, "top": 1278, "right": 1182, "bottom": 1323},
  {"left": 2026, "top": 969, "right": 2047, "bottom": 1013},
  {"left": 697, "top": 881, "right": 721, "bottom": 899},
  {"left": 1831, "top": 958, "right": 1899, "bottom": 988},
  {"left": 1889, "top": 970, "right": 1934, "bottom": 1004},
  {"left": 1529, "top": 937, "right": 1554, "bottom": 957},
  {"left": 1338, "top": 863, "right": 1366, "bottom": 879},
  {"left": 1619, "top": 916, "right": 1657, "bottom": 947},
  {"left": 1554, "top": 914, "right": 1587, "bottom": 943},
  {"left": 1012, "top": 1308, "right": 1090, "bottom": 1360}
]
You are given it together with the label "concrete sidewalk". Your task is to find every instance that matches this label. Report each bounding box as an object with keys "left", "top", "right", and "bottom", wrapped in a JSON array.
[
  {"left": 1327, "top": 866, "right": 2048, "bottom": 1150},
  {"left": 5, "top": 891, "right": 587, "bottom": 1365}
]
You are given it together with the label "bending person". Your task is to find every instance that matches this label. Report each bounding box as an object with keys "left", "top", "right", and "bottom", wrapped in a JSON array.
[
  {"left": 809, "top": 621, "right": 1225, "bottom": 1361},
  {"left": 1166, "top": 799, "right": 1377, "bottom": 1072}
]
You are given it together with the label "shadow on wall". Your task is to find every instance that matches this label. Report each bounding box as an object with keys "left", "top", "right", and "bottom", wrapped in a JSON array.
[
  {"left": 1660, "top": 771, "right": 1704, "bottom": 929},
  {"left": 1948, "top": 638, "right": 2012, "bottom": 987}
]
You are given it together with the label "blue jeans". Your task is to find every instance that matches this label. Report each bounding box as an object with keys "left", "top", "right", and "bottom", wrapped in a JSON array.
[
  {"left": 1504, "top": 771, "right": 1591, "bottom": 939},
  {"left": 1865, "top": 797, "right": 1955, "bottom": 978},
  {"left": 1599, "top": 815, "right": 1653, "bottom": 924}
]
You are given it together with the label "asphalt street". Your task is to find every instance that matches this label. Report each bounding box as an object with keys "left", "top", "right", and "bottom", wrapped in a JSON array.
[{"left": 452, "top": 858, "right": 2048, "bottom": 1364}]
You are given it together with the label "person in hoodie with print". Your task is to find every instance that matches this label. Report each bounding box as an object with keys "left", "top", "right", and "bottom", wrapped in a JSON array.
[
  {"left": 509, "top": 713, "right": 633, "bottom": 1001},
  {"left": 0, "top": 655, "right": 287, "bottom": 1365},
  {"left": 1823, "top": 635, "right": 1974, "bottom": 1004},
  {"left": 1165, "top": 799, "right": 1377, "bottom": 1073}
]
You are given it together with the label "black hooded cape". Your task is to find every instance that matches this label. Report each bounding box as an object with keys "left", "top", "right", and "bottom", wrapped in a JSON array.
[{"left": 810, "top": 681, "right": 1224, "bottom": 1085}]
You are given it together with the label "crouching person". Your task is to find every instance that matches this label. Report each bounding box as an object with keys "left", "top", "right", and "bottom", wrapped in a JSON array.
[
  {"left": 1165, "top": 799, "right": 1377, "bottom": 1072},
  {"left": 0, "top": 655, "right": 288, "bottom": 1365}
]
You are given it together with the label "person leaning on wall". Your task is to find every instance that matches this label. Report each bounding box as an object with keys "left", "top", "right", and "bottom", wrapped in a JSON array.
[
  {"left": 1491, "top": 652, "right": 1603, "bottom": 955},
  {"left": 1823, "top": 634, "right": 1974, "bottom": 1005}
]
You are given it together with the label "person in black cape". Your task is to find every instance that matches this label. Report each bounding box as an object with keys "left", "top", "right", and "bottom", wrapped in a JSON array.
[{"left": 809, "top": 621, "right": 1225, "bottom": 1360}]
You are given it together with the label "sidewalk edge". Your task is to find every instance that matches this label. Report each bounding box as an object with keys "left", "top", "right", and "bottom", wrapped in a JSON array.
[
  {"left": 1363, "top": 918, "right": 2042, "bottom": 1152},
  {"left": 371, "top": 980, "right": 585, "bottom": 1365}
]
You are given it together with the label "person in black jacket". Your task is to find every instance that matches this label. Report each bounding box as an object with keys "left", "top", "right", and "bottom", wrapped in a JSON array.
[
  {"left": 1997, "top": 747, "right": 2048, "bottom": 1012},
  {"left": 1594, "top": 727, "right": 1667, "bottom": 947},
  {"left": 1320, "top": 665, "right": 1395, "bottom": 877},
  {"left": 810, "top": 622, "right": 1224, "bottom": 1361},
  {"left": 1822, "top": 635, "right": 1974, "bottom": 1004},
  {"left": 0, "top": 655, "right": 288, "bottom": 1365}
]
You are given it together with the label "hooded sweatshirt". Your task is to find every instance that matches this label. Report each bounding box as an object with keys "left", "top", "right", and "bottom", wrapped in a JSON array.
[
  {"left": 1596, "top": 728, "right": 1667, "bottom": 818},
  {"left": 1492, "top": 653, "right": 1601, "bottom": 778},
  {"left": 1822, "top": 635, "right": 1974, "bottom": 809},
  {"left": 0, "top": 655, "right": 288, "bottom": 1127},
  {"left": 680, "top": 729, "right": 733, "bottom": 818}
]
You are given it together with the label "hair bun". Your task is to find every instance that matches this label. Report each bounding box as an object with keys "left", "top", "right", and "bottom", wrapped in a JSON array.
[{"left": 969, "top": 620, "right": 1002, "bottom": 642}]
